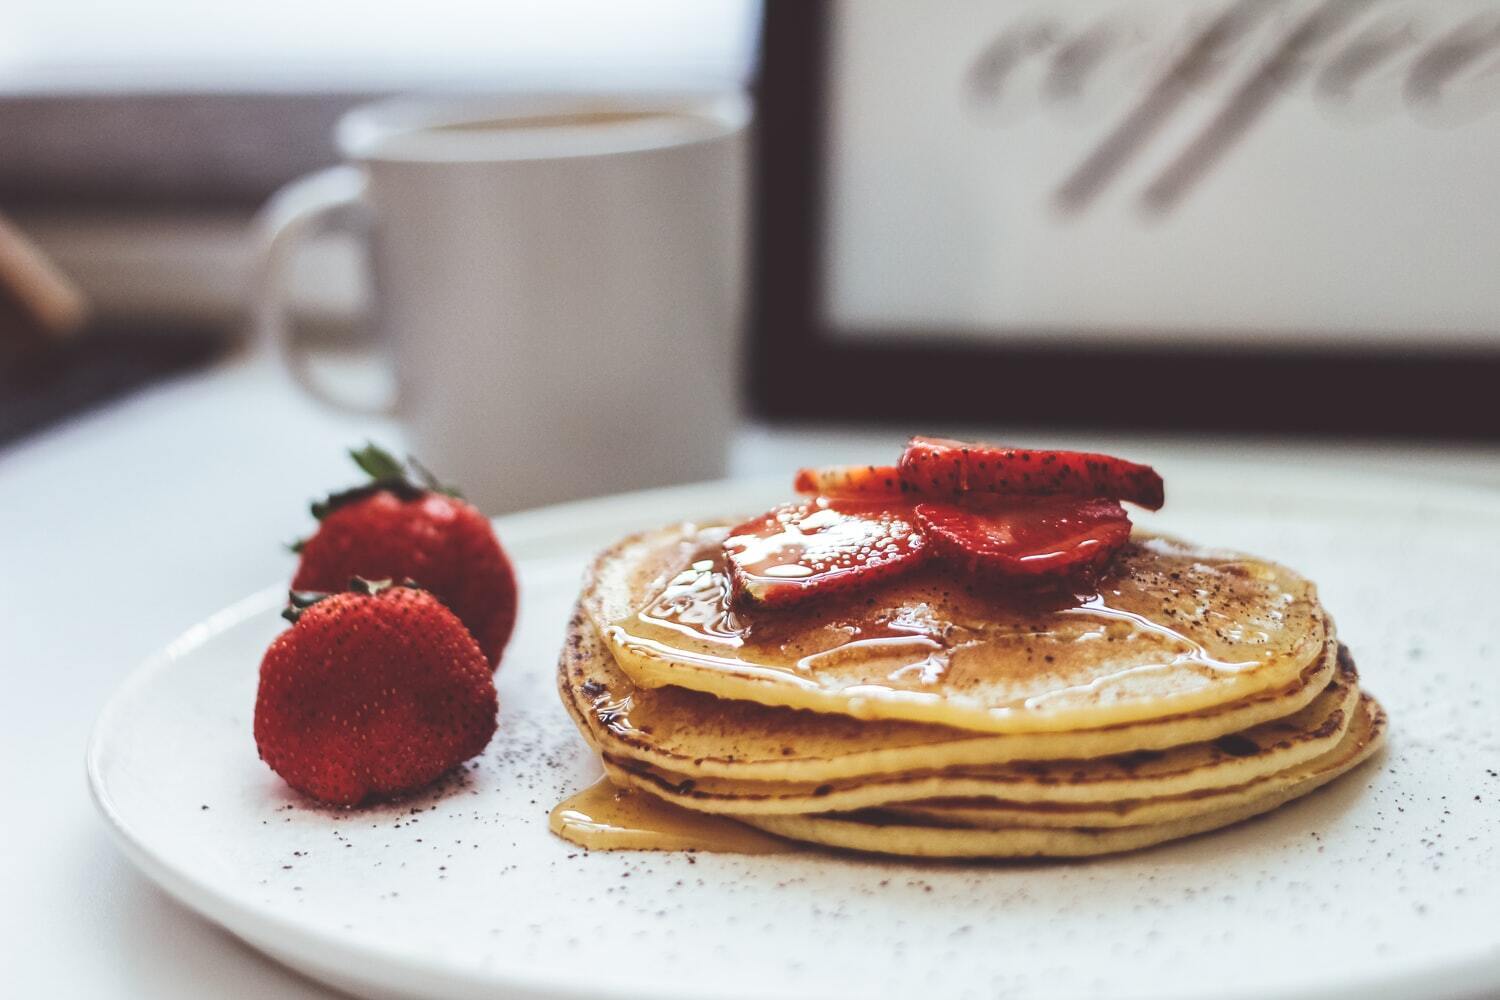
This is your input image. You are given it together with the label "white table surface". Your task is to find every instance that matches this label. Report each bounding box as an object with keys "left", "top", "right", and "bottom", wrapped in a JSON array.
[{"left": 5, "top": 352, "right": 1498, "bottom": 998}]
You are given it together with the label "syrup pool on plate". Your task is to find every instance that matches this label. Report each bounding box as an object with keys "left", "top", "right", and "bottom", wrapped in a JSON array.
[{"left": 549, "top": 778, "right": 791, "bottom": 853}]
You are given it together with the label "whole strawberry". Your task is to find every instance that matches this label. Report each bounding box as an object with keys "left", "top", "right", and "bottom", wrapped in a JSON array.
[
  {"left": 254, "top": 579, "right": 498, "bottom": 806},
  {"left": 292, "top": 445, "right": 517, "bottom": 668}
]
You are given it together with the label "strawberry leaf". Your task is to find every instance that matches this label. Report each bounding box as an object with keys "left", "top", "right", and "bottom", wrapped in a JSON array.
[{"left": 349, "top": 442, "right": 405, "bottom": 482}]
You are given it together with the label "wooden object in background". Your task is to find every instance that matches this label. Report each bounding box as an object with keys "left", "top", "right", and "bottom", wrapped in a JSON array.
[{"left": 0, "top": 212, "right": 89, "bottom": 357}]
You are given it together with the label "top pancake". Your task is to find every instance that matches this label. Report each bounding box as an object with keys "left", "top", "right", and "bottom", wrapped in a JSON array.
[{"left": 589, "top": 522, "right": 1328, "bottom": 734}]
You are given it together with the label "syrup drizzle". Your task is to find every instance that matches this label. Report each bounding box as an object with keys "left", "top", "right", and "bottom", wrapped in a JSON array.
[
  {"left": 609, "top": 537, "right": 1309, "bottom": 717},
  {"left": 638, "top": 559, "right": 744, "bottom": 646},
  {"left": 549, "top": 778, "right": 791, "bottom": 853}
]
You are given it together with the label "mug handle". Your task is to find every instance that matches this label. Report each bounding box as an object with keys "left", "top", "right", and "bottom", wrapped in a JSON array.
[{"left": 251, "top": 164, "right": 397, "bottom": 416}]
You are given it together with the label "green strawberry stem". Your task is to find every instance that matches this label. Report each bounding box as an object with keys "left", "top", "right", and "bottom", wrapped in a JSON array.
[
  {"left": 282, "top": 589, "right": 331, "bottom": 623},
  {"left": 306, "top": 443, "right": 462, "bottom": 522},
  {"left": 280, "top": 577, "right": 422, "bottom": 622},
  {"left": 349, "top": 443, "right": 406, "bottom": 482}
]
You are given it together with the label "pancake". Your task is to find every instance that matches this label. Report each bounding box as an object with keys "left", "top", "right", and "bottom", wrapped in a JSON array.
[
  {"left": 599, "top": 657, "right": 1357, "bottom": 815},
  {"left": 562, "top": 601, "right": 1341, "bottom": 781},
  {"left": 591, "top": 523, "right": 1329, "bottom": 734},
  {"left": 736, "top": 694, "right": 1386, "bottom": 858}
]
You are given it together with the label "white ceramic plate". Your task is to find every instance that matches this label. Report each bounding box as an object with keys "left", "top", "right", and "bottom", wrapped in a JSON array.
[{"left": 89, "top": 469, "right": 1500, "bottom": 1000}]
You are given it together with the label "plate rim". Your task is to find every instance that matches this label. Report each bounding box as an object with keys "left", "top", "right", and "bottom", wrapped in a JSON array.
[{"left": 87, "top": 470, "right": 1500, "bottom": 1000}]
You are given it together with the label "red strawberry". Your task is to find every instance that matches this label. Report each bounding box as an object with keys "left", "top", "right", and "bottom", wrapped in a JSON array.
[
  {"left": 292, "top": 445, "right": 517, "bottom": 668},
  {"left": 724, "top": 499, "right": 928, "bottom": 607},
  {"left": 899, "top": 436, "right": 1164, "bottom": 510},
  {"left": 914, "top": 496, "right": 1131, "bottom": 580},
  {"left": 254, "top": 579, "right": 497, "bottom": 806},
  {"left": 793, "top": 465, "right": 908, "bottom": 498}
]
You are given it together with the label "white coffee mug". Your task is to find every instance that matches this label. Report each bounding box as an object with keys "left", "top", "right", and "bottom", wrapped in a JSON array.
[{"left": 253, "top": 93, "right": 750, "bottom": 513}]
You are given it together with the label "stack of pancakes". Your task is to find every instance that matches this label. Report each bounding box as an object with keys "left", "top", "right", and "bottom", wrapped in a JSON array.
[{"left": 558, "top": 523, "right": 1386, "bottom": 858}]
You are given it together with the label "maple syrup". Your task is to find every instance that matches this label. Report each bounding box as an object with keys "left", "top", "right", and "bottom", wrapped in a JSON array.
[{"left": 549, "top": 778, "right": 792, "bottom": 853}]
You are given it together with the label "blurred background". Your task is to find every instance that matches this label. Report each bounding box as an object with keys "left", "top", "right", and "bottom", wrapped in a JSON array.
[
  {"left": 6, "top": 0, "right": 1500, "bottom": 458},
  {"left": 9, "top": 0, "right": 1500, "bottom": 658},
  {"left": 1, "top": 0, "right": 758, "bottom": 442},
  {"left": 4, "top": 3, "right": 1499, "bottom": 996}
]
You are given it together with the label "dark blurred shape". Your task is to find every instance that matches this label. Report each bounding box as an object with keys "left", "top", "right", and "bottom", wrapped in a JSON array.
[
  {"left": 1405, "top": 13, "right": 1500, "bottom": 111},
  {"left": 1141, "top": 0, "right": 1377, "bottom": 212},
  {"left": 0, "top": 94, "right": 372, "bottom": 209},
  {"left": 0, "top": 324, "right": 230, "bottom": 446},
  {"left": 966, "top": 18, "right": 1060, "bottom": 109},
  {"left": 1052, "top": 0, "right": 1272, "bottom": 212},
  {"left": 1314, "top": 15, "right": 1418, "bottom": 102}
]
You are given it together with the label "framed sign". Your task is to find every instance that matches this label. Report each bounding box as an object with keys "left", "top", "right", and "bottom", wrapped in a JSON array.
[{"left": 751, "top": 0, "right": 1500, "bottom": 435}]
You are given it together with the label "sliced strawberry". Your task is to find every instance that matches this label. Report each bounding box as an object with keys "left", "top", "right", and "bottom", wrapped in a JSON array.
[
  {"left": 793, "top": 464, "right": 907, "bottom": 498},
  {"left": 914, "top": 496, "right": 1132, "bottom": 580},
  {"left": 724, "top": 499, "right": 927, "bottom": 607},
  {"left": 899, "top": 436, "right": 1164, "bottom": 510}
]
